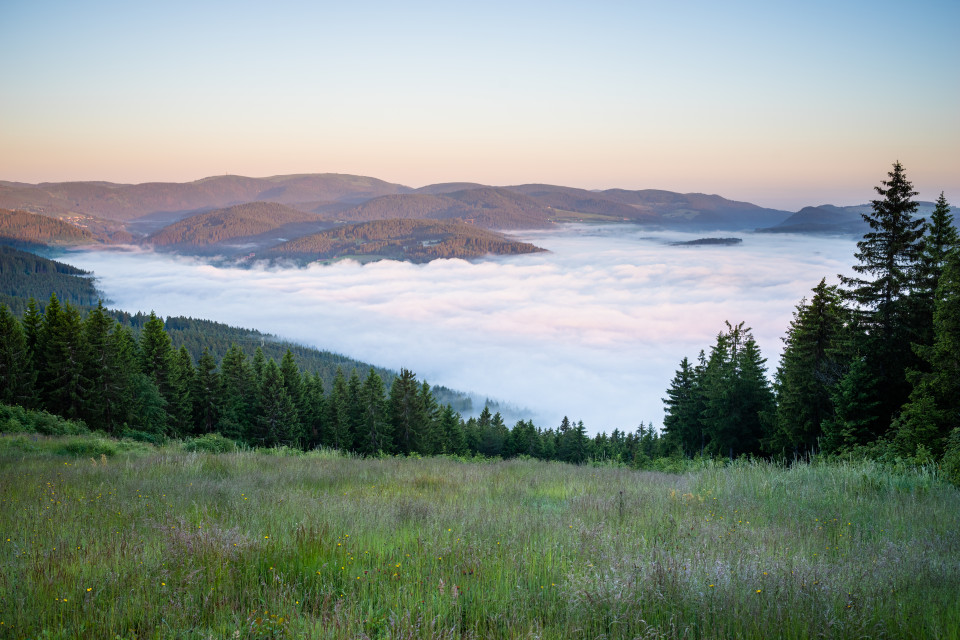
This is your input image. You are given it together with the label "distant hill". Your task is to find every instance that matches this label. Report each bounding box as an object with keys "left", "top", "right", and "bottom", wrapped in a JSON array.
[
  {"left": 412, "top": 182, "right": 487, "bottom": 195},
  {"left": 9, "top": 172, "right": 895, "bottom": 243},
  {"left": 265, "top": 218, "right": 545, "bottom": 263},
  {"left": 505, "top": 184, "right": 652, "bottom": 222},
  {"left": 756, "top": 201, "right": 945, "bottom": 235},
  {"left": 145, "top": 202, "right": 328, "bottom": 252},
  {"left": 0, "top": 174, "right": 410, "bottom": 223},
  {"left": 0, "top": 209, "right": 99, "bottom": 248},
  {"left": 592, "top": 189, "right": 792, "bottom": 229},
  {"left": 329, "top": 187, "right": 555, "bottom": 230}
]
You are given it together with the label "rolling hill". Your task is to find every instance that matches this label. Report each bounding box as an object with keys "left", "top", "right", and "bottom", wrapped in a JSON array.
[
  {"left": 0, "top": 208, "right": 98, "bottom": 248},
  {"left": 0, "top": 174, "right": 410, "bottom": 223},
  {"left": 265, "top": 218, "right": 545, "bottom": 263},
  {"left": 145, "top": 201, "right": 328, "bottom": 252},
  {"left": 328, "top": 187, "right": 555, "bottom": 230},
  {"left": 756, "top": 201, "right": 945, "bottom": 235}
]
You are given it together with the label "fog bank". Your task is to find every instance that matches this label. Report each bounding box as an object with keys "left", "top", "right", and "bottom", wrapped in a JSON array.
[{"left": 68, "top": 226, "right": 858, "bottom": 433}]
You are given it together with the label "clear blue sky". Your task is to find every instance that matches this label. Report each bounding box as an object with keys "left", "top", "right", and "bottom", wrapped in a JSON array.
[{"left": 2, "top": 0, "right": 957, "bottom": 209}]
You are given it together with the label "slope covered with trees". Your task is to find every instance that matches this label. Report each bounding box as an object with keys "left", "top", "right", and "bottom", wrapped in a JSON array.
[
  {"left": 328, "top": 188, "right": 555, "bottom": 230},
  {"left": 145, "top": 201, "right": 324, "bottom": 248},
  {"left": 266, "top": 218, "right": 545, "bottom": 263},
  {"left": 0, "top": 245, "right": 101, "bottom": 313},
  {"left": 1, "top": 294, "right": 667, "bottom": 465},
  {"left": 0, "top": 208, "right": 98, "bottom": 247},
  {"left": 0, "top": 174, "right": 410, "bottom": 221}
]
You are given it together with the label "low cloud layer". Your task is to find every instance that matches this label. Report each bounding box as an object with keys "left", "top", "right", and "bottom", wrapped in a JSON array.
[{"left": 68, "top": 227, "right": 858, "bottom": 434}]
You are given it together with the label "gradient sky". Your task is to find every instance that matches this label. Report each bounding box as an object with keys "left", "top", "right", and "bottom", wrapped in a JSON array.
[{"left": 2, "top": 0, "right": 958, "bottom": 209}]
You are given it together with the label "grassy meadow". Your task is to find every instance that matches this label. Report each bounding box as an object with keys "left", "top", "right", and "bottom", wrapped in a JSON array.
[{"left": 2, "top": 436, "right": 959, "bottom": 639}]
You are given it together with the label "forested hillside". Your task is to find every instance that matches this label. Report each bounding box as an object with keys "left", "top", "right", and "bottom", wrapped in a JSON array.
[
  {"left": 266, "top": 218, "right": 545, "bottom": 263},
  {"left": 0, "top": 245, "right": 395, "bottom": 392},
  {"left": 0, "top": 296, "right": 666, "bottom": 464},
  {"left": 0, "top": 208, "right": 97, "bottom": 247},
  {"left": 0, "top": 245, "right": 101, "bottom": 313},
  {"left": 0, "top": 174, "right": 409, "bottom": 221},
  {"left": 327, "top": 188, "right": 555, "bottom": 230},
  {"left": 145, "top": 201, "right": 324, "bottom": 248}
]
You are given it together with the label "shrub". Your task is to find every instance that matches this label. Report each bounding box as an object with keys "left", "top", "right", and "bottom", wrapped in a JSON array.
[
  {"left": 55, "top": 435, "right": 118, "bottom": 458},
  {"left": 183, "top": 433, "right": 238, "bottom": 454},
  {"left": 942, "top": 428, "right": 960, "bottom": 487},
  {"left": 0, "top": 403, "right": 88, "bottom": 436}
]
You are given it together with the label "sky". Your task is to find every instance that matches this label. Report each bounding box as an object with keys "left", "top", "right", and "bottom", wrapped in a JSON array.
[
  {"left": 65, "top": 228, "right": 859, "bottom": 433},
  {"left": 1, "top": 0, "right": 958, "bottom": 210}
]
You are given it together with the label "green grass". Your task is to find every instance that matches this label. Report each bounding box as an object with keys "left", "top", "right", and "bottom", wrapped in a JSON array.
[{"left": 1, "top": 444, "right": 958, "bottom": 639}]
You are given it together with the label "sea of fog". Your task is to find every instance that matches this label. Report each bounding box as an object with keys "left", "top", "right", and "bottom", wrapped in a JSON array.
[{"left": 66, "top": 226, "right": 859, "bottom": 434}]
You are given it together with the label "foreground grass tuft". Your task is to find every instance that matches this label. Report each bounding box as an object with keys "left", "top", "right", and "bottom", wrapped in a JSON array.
[{"left": 1, "top": 445, "right": 958, "bottom": 639}]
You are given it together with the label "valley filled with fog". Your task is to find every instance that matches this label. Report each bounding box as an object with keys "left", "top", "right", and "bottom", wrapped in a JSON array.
[{"left": 66, "top": 225, "right": 859, "bottom": 433}]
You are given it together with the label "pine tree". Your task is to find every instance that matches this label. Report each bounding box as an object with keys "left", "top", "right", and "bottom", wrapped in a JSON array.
[
  {"left": 80, "top": 302, "right": 126, "bottom": 433},
  {"left": 255, "top": 359, "right": 300, "bottom": 447},
  {"left": 0, "top": 305, "right": 34, "bottom": 406},
  {"left": 39, "top": 296, "right": 87, "bottom": 420},
  {"left": 892, "top": 248, "right": 960, "bottom": 456},
  {"left": 440, "top": 406, "right": 467, "bottom": 456},
  {"left": 326, "top": 367, "right": 353, "bottom": 451},
  {"left": 838, "top": 161, "right": 925, "bottom": 438},
  {"left": 192, "top": 348, "right": 220, "bottom": 434},
  {"left": 911, "top": 192, "right": 958, "bottom": 350},
  {"left": 389, "top": 369, "right": 421, "bottom": 455},
  {"left": 217, "top": 344, "right": 255, "bottom": 442},
  {"left": 301, "top": 372, "right": 326, "bottom": 449},
  {"left": 139, "top": 312, "right": 175, "bottom": 433},
  {"left": 279, "top": 350, "right": 305, "bottom": 417},
  {"left": 700, "top": 322, "right": 773, "bottom": 457},
  {"left": 21, "top": 298, "right": 42, "bottom": 379},
  {"left": 416, "top": 381, "right": 441, "bottom": 454},
  {"left": 662, "top": 355, "right": 705, "bottom": 456},
  {"left": 168, "top": 346, "right": 195, "bottom": 437},
  {"left": 770, "top": 280, "right": 847, "bottom": 456},
  {"left": 356, "top": 369, "right": 390, "bottom": 455},
  {"left": 347, "top": 370, "right": 365, "bottom": 451}
]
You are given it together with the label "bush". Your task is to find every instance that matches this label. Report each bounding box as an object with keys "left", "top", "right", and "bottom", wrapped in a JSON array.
[
  {"left": 54, "top": 436, "right": 118, "bottom": 458},
  {"left": 0, "top": 404, "right": 88, "bottom": 436},
  {"left": 120, "top": 427, "right": 166, "bottom": 446},
  {"left": 942, "top": 428, "right": 960, "bottom": 487},
  {"left": 183, "top": 433, "right": 238, "bottom": 454}
]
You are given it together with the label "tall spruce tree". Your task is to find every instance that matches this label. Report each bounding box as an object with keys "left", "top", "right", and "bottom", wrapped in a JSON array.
[
  {"left": 192, "top": 348, "right": 220, "bottom": 434},
  {"left": 893, "top": 248, "right": 960, "bottom": 456},
  {"left": 39, "top": 296, "right": 87, "bottom": 420},
  {"left": 326, "top": 367, "right": 353, "bottom": 451},
  {"left": 168, "top": 346, "right": 195, "bottom": 437},
  {"left": 301, "top": 372, "right": 326, "bottom": 449},
  {"left": 662, "top": 355, "right": 705, "bottom": 456},
  {"left": 0, "top": 305, "right": 34, "bottom": 406},
  {"left": 80, "top": 302, "right": 129, "bottom": 433},
  {"left": 217, "top": 344, "right": 255, "bottom": 442},
  {"left": 769, "top": 280, "right": 847, "bottom": 456},
  {"left": 838, "top": 161, "right": 925, "bottom": 440},
  {"left": 356, "top": 369, "right": 390, "bottom": 455},
  {"left": 911, "top": 193, "right": 958, "bottom": 350},
  {"left": 139, "top": 312, "right": 175, "bottom": 433},
  {"left": 255, "top": 358, "right": 300, "bottom": 447},
  {"left": 699, "top": 322, "right": 773, "bottom": 457},
  {"left": 389, "top": 369, "right": 421, "bottom": 455}
]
